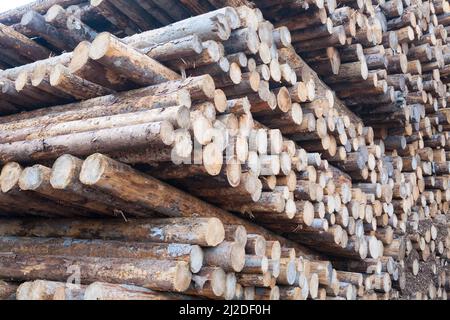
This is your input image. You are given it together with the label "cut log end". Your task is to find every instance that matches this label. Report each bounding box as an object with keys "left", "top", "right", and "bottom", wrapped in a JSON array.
[
  {"left": 18, "top": 165, "right": 47, "bottom": 191},
  {"left": 89, "top": 32, "right": 115, "bottom": 61},
  {"left": 49, "top": 64, "right": 67, "bottom": 86},
  {"left": 190, "top": 245, "right": 204, "bottom": 273},
  {"left": 0, "top": 162, "right": 22, "bottom": 193},
  {"left": 226, "top": 156, "right": 241, "bottom": 188},
  {"left": 203, "top": 143, "right": 224, "bottom": 176},
  {"left": 50, "top": 154, "right": 80, "bottom": 189},
  {"left": 174, "top": 261, "right": 192, "bottom": 292},
  {"left": 69, "top": 41, "right": 91, "bottom": 73},
  {"left": 206, "top": 217, "right": 225, "bottom": 247},
  {"left": 79, "top": 153, "right": 108, "bottom": 186}
]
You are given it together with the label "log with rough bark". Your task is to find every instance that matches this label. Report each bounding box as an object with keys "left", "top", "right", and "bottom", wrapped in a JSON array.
[
  {"left": 0, "top": 217, "right": 225, "bottom": 247},
  {"left": 0, "top": 254, "right": 192, "bottom": 292},
  {"left": 84, "top": 282, "right": 195, "bottom": 300},
  {"left": 0, "top": 236, "right": 204, "bottom": 273}
]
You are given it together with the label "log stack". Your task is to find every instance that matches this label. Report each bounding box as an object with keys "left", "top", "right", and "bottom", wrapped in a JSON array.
[{"left": 0, "top": 0, "right": 448, "bottom": 300}]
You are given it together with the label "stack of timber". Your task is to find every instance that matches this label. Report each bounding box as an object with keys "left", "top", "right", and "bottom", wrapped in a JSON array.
[
  {"left": 0, "top": 0, "right": 253, "bottom": 68},
  {"left": 248, "top": 0, "right": 450, "bottom": 300},
  {"left": 0, "top": 1, "right": 448, "bottom": 300}
]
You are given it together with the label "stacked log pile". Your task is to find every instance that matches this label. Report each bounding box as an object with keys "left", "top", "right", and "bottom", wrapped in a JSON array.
[
  {"left": 0, "top": 1, "right": 448, "bottom": 300},
  {"left": 0, "top": 0, "right": 251, "bottom": 68},
  {"left": 250, "top": 0, "right": 450, "bottom": 299}
]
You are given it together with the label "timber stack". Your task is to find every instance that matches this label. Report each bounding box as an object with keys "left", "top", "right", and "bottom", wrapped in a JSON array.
[{"left": 0, "top": 0, "right": 448, "bottom": 300}]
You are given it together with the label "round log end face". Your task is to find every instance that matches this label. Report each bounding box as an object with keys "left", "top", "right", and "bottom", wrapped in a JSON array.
[
  {"left": 31, "top": 63, "right": 48, "bottom": 86},
  {"left": 50, "top": 154, "right": 80, "bottom": 189},
  {"left": 79, "top": 153, "right": 107, "bottom": 185},
  {"left": 15, "top": 72, "right": 28, "bottom": 92},
  {"left": 226, "top": 156, "right": 241, "bottom": 188},
  {"left": 303, "top": 201, "right": 315, "bottom": 226},
  {"left": 308, "top": 273, "right": 319, "bottom": 299},
  {"left": 213, "top": 89, "right": 227, "bottom": 113},
  {"left": 201, "top": 75, "right": 216, "bottom": 99},
  {"left": 209, "top": 267, "right": 226, "bottom": 297},
  {"left": 224, "top": 272, "right": 237, "bottom": 300},
  {"left": 231, "top": 244, "right": 245, "bottom": 272},
  {"left": 0, "top": 162, "right": 22, "bottom": 193},
  {"left": 45, "top": 5, "right": 64, "bottom": 22},
  {"left": 90, "top": 32, "right": 117, "bottom": 61},
  {"left": 233, "top": 225, "right": 248, "bottom": 248},
  {"left": 276, "top": 87, "right": 292, "bottom": 113},
  {"left": 192, "top": 115, "right": 211, "bottom": 146},
  {"left": 174, "top": 261, "right": 192, "bottom": 292},
  {"left": 284, "top": 199, "right": 296, "bottom": 219},
  {"left": 69, "top": 41, "right": 92, "bottom": 73},
  {"left": 258, "top": 42, "right": 272, "bottom": 64},
  {"left": 190, "top": 245, "right": 204, "bottom": 273},
  {"left": 49, "top": 64, "right": 66, "bottom": 86},
  {"left": 249, "top": 71, "right": 261, "bottom": 92},
  {"left": 203, "top": 142, "right": 224, "bottom": 176},
  {"left": 278, "top": 26, "right": 292, "bottom": 47},
  {"left": 270, "top": 59, "right": 282, "bottom": 82},
  {"left": 269, "top": 241, "right": 281, "bottom": 260},
  {"left": 18, "top": 165, "right": 45, "bottom": 191},
  {"left": 291, "top": 103, "right": 302, "bottom": 125},
  {"left": 286, "top": 260, "right": 297, "bottom": 285},
  {"left": 16, "top": 282, "right": 33, "bottom": 300},
  {"left": 229, "top": 63, "right": 242, "bottom": 85},
  {"left": 206, "top": 217, "right": 225, "bottom": 247}
]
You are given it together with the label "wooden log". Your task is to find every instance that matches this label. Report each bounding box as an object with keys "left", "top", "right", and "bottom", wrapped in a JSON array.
[
  {"left": 0, "top": 236, "right": 204, "bottom": 273},
  {"left": 49, "top": 64, "right": 114, "bottom": 100},
  {"left": 0, "top": 217, "right": 224, "bottom": 247},
  {"left": 204, "top": 241, "right": 245, "bottom": 272},
  {"left": 0, "top": 254, "right": 191, "bottom": 293},
  {"left": 84, "top": 282, "right": 192, "bottom": 300},
  {"left": 125, "top": 8, "right": 232, "bottom": 43},
  {"left": 0, "top": 23, "right": 51, "bottom": 62},
  {"left": 20, "top": 10, "right": 78, "bottom": 51},
  {"left": 89, "top": 32, "right": 180, "bottom": 85},
  {"left": 0, "top": 120, "right": 175, "bottom": 163}
]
